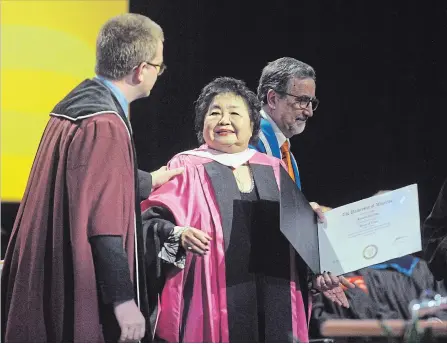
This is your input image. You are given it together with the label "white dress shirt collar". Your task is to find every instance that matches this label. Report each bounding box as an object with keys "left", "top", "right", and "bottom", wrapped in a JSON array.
[{"left": 260, "top": 108, "right": 290, "bottom": 148}]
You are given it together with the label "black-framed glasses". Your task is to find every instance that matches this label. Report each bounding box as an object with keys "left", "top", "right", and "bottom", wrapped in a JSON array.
[
  {"left": 274, "top": 89, "right": 319, "bottom": 111},
  {"left": 146, "top": 61, "right": 167, "bottom": 76}
]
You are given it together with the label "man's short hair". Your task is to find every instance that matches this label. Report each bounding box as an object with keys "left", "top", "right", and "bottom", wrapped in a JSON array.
[
  {"left": 95, "top": 13, "right": 164, "bottom": 80},
  {"left": 257, "top": 57, "right": 316, "bottom": 104}
]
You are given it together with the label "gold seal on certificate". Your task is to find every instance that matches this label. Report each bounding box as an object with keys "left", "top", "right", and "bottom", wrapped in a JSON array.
[{"left": 363, "top": 245, "right": 378, "bottom": 259}]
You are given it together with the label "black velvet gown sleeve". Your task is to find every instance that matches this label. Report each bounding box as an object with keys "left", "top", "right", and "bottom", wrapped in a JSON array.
[
  {"left": 89, "top": 205, "right": 177, "bottom": 306},
  {"left": 423, "top": 178, "right": 447, "bottom": 281},
  {"left": 138, "top": 169, "right": 153, "bottom": 201},
  {"left": 138, "top": 170, "right": 152, "bottom": 201},
  {"left": 90, "top": 236, "right": 135, "bottom": 304},
  {"left": 143, "top": 206, "right": 177, "bottom": 244}
]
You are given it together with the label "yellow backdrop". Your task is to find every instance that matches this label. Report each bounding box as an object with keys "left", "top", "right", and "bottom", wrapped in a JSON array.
[{"left": 1, "top": 0, "right": 128, "bottom": 202}]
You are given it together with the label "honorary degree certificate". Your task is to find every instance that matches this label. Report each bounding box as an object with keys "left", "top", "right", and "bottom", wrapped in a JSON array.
[{"left": 317, "top": 184, "right": 421, "bottom": 276}]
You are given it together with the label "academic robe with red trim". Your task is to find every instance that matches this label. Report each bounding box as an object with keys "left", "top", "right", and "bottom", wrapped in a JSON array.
[
  {"left": 142, "top": 149, "right": 315, "bottom": 343},
  {"left": 1, "top": 79, "right": 149, "bottom": 342}
]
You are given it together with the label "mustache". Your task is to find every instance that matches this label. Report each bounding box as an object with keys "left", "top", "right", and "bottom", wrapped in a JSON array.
[{"left": 295, "top": 116, "right": 308, "bottom": 122}]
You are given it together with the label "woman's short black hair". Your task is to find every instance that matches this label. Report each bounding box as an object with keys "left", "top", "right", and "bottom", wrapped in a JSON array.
[{"left": 194, "top": 77, "right": 262, "bottom": 145}]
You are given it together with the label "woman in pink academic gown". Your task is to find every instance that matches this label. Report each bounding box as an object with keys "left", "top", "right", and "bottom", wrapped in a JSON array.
[{"left": 141, "top": 77, "right": 354, "bottom": 343}]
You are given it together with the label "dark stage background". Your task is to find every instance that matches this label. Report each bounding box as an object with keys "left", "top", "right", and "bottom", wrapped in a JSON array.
[
  {"left": 2, "top": 0, "right": 447, "bottom": 256},
  {"left": 130, "top": 0, "right": 447, "bottom": 211}
]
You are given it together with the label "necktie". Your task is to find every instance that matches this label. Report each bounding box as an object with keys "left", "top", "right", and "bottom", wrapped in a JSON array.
[{"left": 280, "top": 141, "right": 295, "bottom": 182}]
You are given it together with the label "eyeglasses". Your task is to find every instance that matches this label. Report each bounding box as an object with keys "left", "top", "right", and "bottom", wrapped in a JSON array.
[
  {"left": 145, "top": 61, "right": 167, "bottom": 76},
  {"left": 274, "top": 89, "right": 319, "bottom": 111}
]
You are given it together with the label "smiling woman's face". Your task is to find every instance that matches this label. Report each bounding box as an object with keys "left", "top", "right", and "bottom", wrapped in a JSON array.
[{"left": 202, "top": 92, "right": 253, "bottom": 153}]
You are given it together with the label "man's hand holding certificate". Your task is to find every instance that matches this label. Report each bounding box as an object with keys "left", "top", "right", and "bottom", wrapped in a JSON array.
[{"left": 318, "top": 184, "right": 422, "bottom": 276}]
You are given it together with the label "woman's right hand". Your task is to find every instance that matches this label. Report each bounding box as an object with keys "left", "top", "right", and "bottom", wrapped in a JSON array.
[{"left": 180, "top": 227, "right": 212, "bottom": 256}]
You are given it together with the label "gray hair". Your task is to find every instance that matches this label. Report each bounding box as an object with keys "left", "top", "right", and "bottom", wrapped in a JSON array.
[
  {"left": 257, "top": 57, "right": 316, "bottom": 104},
  {"left": 95, "top": 13, "right": 164, "bottom": 80}
]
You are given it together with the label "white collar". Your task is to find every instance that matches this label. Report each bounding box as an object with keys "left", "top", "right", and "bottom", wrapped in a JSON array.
[
  {"left": 181, "top": 145, "right": 257, "bottom": 169},
  {"left": 260, "top": 108, "right": 289, "bottom": 148}
]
